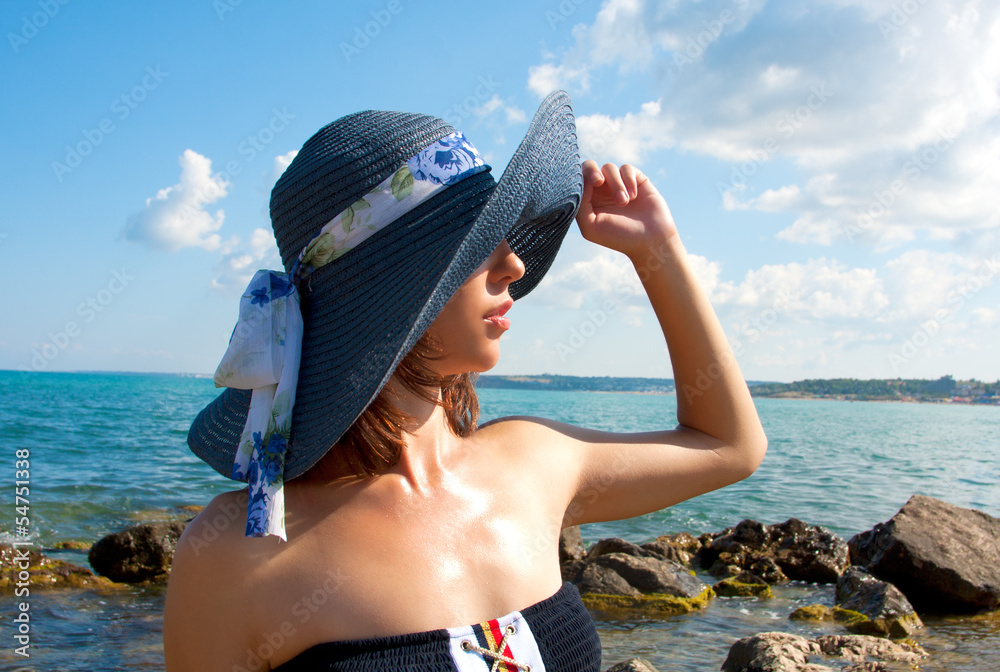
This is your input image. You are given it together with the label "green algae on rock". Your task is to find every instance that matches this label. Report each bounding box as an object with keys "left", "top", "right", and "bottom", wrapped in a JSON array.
[
  {"left": 0, "top": 544, "right": 116, "bottom": 593},
  {"left": 713, "top": 577, "right": 773, "bottom": 598},
  {"left": 582, "top": 586, "right": 715, "bottom": 619}
]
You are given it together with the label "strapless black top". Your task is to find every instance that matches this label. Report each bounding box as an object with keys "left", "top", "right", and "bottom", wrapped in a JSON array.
[{"left": 271, "top": 582, "right": 601, "bottom": 671}]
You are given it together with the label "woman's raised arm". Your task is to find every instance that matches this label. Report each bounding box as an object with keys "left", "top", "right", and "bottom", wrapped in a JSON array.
[{"left": 495, "top": 161, "right": 767, "bottom": 526}]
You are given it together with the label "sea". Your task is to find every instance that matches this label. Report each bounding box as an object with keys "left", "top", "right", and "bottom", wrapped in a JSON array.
[{"left": 1, "top": 370, "right": 998, "bottom": 671}]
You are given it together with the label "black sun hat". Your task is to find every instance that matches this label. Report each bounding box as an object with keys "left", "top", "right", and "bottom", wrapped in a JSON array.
[{"left": 188, "top": 89, "right": 582, "bottom": 484}]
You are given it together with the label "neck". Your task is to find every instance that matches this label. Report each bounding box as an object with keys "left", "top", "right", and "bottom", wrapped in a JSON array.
[{"left": 293, "top": 375, "right": 461, "bottom": 489}]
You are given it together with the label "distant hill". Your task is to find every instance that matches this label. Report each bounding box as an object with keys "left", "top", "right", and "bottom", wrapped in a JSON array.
[
  {"left": 748, "top": 376, "right": 998, "bottom": 403},
  {"left": 476, "top": 374, "right": 674, "bottom": 393},
  {"left": 473, "top": 374, "right": 999, "bottom": 404}
]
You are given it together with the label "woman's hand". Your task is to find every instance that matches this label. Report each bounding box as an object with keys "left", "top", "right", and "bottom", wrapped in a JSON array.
[{"left": 576, "top": 160, "right": 678, "bottom": 261}]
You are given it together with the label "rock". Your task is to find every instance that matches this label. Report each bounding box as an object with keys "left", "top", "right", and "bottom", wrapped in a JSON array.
[
  {"left": 848, "top": 495, "right": 1000, "bottom": 613},
  {"left": 701, "top": 518, "right": 848, "bottom": 584},
  {"left": 835, "top": 567, "right": 923, "bottom": 637},
  {"left": 814, "top": 634, "right": 926, "bottom": 666},
  {"left": 604, "top": 658, "right": 660, "bottom": 672},
  {"left": 749, "top": 557, "right": 788, "bottom": 584},
  {"left": 722, "top": 632, "right": 927, "bottom": 672},
  {"left": 641, "top": 532, "right": 702, "bottom": 565},
  {"left": 586, "top": 537, "right": 645, "bottom": 559},
  {"left": 771, "top": 518, "right": 850, "bottom": 583},
  {"left": 572, "top": 563, "right": 641, "bottom": 597},
  {"left": 714, "top": 579, "right": 773, "bottom": 599},
  {"left": 590, "top": 552, "right": 707, "bottom": 598},
  {"left": 0, "top": 544, "right": 115, "bottom": 593},
  {"left": 559, "top": 526, "right": 585, "bottom": 564},
  {"left": 789, "top": 604, "right": 834, "bottom": 622},
  {"left": 51, "top": 540, "right": 91, "bottom": 551},
  {"left": 88, "top": 521, "right": 187, "bottom": 583},
  {"left": 721, "top": 631, "right": 823, "bottom": 672},
  {"left": 787, "top": 604, "right": 880, "bottom": 634},
  {"left": 709, "top": 552, "right": 744, "bottom": 578},
  {"left": 714, "top": 573, "right": 773, "bottom": 598},
  {"left": 581, "top": 586, "right": 715, "bottom": 619}
]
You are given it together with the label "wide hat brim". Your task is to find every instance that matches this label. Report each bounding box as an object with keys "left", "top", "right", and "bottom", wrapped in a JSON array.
[{"left": 188, "top": 90, "right": 582, "bottom": 481}]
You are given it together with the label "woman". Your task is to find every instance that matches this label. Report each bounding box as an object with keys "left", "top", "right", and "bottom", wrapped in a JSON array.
[{"left": 164, "top": 91, "right": 766, "bottom": 671}]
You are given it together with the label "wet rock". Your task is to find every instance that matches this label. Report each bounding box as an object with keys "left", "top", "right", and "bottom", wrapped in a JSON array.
[
  {"left": 641, "top": 532, "right": 702, "bottom": 565},
  {"left": 836, "top": 567, "right": 923, "bottom": 637},
  {"left": 559, "top": 526, "right": 585, "bottom": 564},
  {"left": 787, "top": 604, "right": 876, "bottom": 634},
  {"left": 581, "top": 586, "right": 715, "bottom": 619},
  {"left": 88, "top": 521, "right": 187, "bottom": 583},
  {"left": 0, "top": 544, "right": 115, "bottom": 593},
  {"left": 722, "top": 632, "right": 927, "bottom": 672},
  {"left": 848, "top": 495, "right": 1000, "bottom": 613},
  {"left": 701, "top": 518, "right": 848, "bottom": 584},
  {"left": 604, "top": 658, "right": 660, "bottom": 672},
  {"left": 814, "top": 634, "right": 926, "bottom": 666},
  {"left": 721, "top": 631, "right": 823, "bottom": 672},
  {"left": 771, "top": 518, "right": 850, "bottom": 583},
  {"left": 749, "top": 557, "right": 788, "bottom": 584},
  {"left": 590, "top": 552, "right": 707, "bottom": 598},
  {"left": 714, "top": 572, "right": 773, "bottom": 598},
  {"left": 51, "top": 540, "right": 91, "bottom": 551},
  {"left": 585, "top": 537, "right": 646, "bottom": 559},
  {"left": 572, "top": 563, "right": 641, "bottom": 597}
]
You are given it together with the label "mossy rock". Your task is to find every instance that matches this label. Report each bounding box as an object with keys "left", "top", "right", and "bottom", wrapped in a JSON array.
[
  {"left": 51, "top": 540, "right": 92, "bottom": 551},
  {"left": 790, "top": 604, "right": 833, "bottom": 621},
  {"left": 582, "top": 586, "right": 715, "bottom": 619},
  {"left": 0, "top": 545, "right": 117, "bottom": 593},
  {"left": 713, "top": 577, "right": 773, "bottom": 598},
  {"left": 789, "top": 604, "right": 919, "bottom": 638}
]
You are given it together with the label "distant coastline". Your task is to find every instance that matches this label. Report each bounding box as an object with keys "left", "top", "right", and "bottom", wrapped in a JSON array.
[{"left": 477, "top": 374, "right": 1000, "bottom": 406}]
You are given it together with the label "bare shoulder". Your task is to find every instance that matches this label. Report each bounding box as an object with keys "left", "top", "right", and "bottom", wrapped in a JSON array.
[{"left": 164, "top": 489, "right": 264, "bottom": 671}]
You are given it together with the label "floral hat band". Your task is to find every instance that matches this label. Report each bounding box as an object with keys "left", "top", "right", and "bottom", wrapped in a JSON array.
[{"left": 212, "top": 131, "right": 488, "bottom": 540}]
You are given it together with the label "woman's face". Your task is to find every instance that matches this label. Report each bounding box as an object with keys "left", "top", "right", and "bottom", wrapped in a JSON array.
[{"left": 427, "top": 239, "right": 526, "bottom": 375}]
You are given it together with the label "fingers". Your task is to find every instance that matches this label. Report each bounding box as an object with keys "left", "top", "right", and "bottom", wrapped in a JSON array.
[{"left": 579, "top": 160, "right": 644, "bottom": 207}]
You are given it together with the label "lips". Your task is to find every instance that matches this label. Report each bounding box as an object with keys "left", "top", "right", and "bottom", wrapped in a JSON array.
[
  {"left": 484, "top": 298, "right": 513, "bottom": 330},
  {"left": 484, "top": 299, "right": 513, "bottom": 319}
]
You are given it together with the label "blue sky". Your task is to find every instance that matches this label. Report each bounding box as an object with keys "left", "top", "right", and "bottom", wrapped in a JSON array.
[{"left": 3, "top": 0, "right": 998, "bottom": 382}]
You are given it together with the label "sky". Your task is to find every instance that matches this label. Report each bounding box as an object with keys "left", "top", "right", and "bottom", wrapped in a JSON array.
[{"left": 2, "top": 0, "right": 999, "bottom": 383}]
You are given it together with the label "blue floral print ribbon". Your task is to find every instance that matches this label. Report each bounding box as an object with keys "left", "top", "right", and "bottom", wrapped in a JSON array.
[{"left": 213, "top": 131, "right": 487, "bottom": 540}]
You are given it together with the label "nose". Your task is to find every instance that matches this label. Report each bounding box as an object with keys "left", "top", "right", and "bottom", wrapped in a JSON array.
[{"left": 492, "top": 239, "right": 526, "bottom": 285}]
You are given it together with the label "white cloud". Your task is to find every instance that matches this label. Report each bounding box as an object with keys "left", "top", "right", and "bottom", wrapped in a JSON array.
[
  {"left": 576, "top": 100, "right": 675, "bottom": 163},
  {"left": 212, "top": 227, "right": 281, "bottom": 290},
  {"left": 122, "top": 149, "right": 229, "bottom": 252},
  {"left": 533, "top": 0, "right": 1000, "bottom": 249},
  {"left": 527, "top": 62, "right": 591, "bottom": 97}
]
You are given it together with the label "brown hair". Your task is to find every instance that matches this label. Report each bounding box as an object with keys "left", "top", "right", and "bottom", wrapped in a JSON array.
[{"left": 333, "top": 329, "right": 479, "bottom": 478}]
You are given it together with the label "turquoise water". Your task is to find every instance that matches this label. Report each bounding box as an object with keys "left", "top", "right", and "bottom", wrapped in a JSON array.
[{"left": 1, "top": 371, "right": 998, "bottom": 670}]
